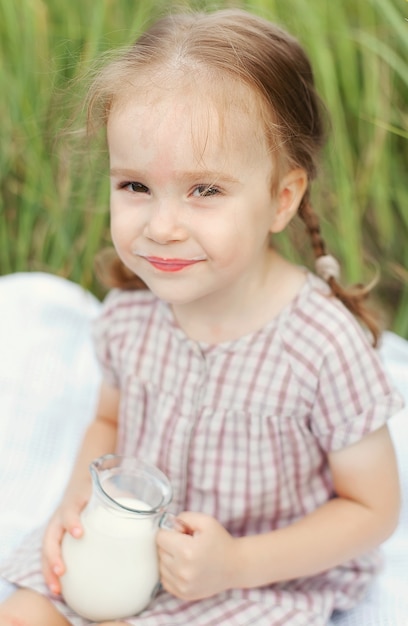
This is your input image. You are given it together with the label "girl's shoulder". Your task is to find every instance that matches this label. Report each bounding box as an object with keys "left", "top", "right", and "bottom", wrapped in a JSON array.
[
  {"left": 91, "top": 288, "right": 163, "bottom": 386},
  {"left": 283, "top": 272, "right": 371, "bottom": 347},
  {"left": 92, "top": 287, "right": 162, "bottom": 350},
  {"left": 283, "top": 273, "right": 404, "bottom": 451},
  {"left": 276, "top": 272, "right": 379, "bottom": 373}
]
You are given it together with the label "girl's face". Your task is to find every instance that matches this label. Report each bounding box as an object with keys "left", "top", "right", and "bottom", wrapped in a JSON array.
[{"left": 107, "top": 85, "right": 300, "bottom": 311}]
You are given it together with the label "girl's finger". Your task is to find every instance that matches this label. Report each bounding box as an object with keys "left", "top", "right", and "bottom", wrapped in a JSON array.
[
  {"left": 59, "top": 493, "right": 90, "bottom": 537},
  {"left": 42, "top": 521, "right": 66, "bottom": 594},
  {"left": 42, "top": 494, "right": 89, "bottom": 595},
  {"left": 61, "top": 509, "right": 84, "bottom": 538}
]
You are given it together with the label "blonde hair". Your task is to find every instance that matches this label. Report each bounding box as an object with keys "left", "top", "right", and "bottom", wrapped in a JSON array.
[{"left": 88, "top": 8, "right": 380, "bottom": 345}]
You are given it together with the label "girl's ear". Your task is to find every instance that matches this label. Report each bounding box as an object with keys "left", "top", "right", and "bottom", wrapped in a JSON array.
[{"left": 269, "top": 168, "right": 308, "bottom": 233}]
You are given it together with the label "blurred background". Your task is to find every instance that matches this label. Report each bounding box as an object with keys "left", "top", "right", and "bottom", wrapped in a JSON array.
[{"left": 1, "top": 0, "right": 407, "bottom": 337}]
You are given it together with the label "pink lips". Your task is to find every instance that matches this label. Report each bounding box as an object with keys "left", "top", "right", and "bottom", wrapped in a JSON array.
[{"left": 144, "top": 256, "right": 204, "bottom": 273}]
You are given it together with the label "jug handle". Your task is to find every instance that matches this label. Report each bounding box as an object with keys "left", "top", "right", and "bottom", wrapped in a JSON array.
[{"left": 159, "top": 512, "right": 194, "bottom": 535}]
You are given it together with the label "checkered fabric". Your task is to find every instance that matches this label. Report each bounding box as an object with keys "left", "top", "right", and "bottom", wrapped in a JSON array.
[{"left": 1, "top": 272, "right": 403, "bottom": 625}]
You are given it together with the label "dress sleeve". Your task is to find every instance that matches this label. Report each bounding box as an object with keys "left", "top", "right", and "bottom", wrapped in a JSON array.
[
  {"left": 310, "top": 324, "right": 404, "bottom": 452},
  {"left": 91, "top": 290, "right": 121, "bottom": 388}
]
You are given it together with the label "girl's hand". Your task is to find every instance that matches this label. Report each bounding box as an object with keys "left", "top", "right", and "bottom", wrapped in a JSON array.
[
  {"left": 156, "top": 512, "right": 238, "bottom": 601},
  {"left": 42, "top": 485, "right": 91, "bottom": 595},
  {"left": 41, "top": 382, "right": 119, "bottom": 595}
]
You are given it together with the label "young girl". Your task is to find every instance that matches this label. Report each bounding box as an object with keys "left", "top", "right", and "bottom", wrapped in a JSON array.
[{"left": 0, "top": 8, "right": 403, "bottom": 626}]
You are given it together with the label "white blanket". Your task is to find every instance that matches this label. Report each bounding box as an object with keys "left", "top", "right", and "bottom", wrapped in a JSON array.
[{"left": 0, "top": 272, "right": 407, "bottom": 625}]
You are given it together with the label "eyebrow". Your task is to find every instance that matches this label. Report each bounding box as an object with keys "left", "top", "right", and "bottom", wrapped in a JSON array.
[{"left": 109, "top": 168, "right": 239, "bottom": 184}]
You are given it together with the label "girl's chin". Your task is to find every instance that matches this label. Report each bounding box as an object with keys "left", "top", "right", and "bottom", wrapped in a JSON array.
[
  {"left": 142, "top": 280, "right": 213, "bottom": 307},
  {"left": 139, "top": 279, "right": 195, "bottom": 303}
]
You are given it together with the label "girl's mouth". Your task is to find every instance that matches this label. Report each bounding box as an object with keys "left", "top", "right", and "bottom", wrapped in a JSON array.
[{"left": 142, "top": 256, "right": 206, "bottom": 273}]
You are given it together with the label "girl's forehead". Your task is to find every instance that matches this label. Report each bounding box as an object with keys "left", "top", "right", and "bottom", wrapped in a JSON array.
[{"left": 108, "top": 77, "right": 269, "bottom": 165}]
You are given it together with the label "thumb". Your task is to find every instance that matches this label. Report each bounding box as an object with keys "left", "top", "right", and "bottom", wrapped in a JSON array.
[{"left": 176, "top": 511, "right": 214, "bottom": 533}]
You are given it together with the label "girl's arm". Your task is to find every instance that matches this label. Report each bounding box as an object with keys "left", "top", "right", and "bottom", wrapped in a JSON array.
[
  {"left": 62, "top": 381, "right": 120, "bottom": 502},
  {"left": 157, "top": 424, "right": 400, "bottom": 600},
  {"left": 235, "top": 424, "right": 400, "bottom": 586},
  {"left": 42, "top": 381, "right": 120, "bottom": 594}
]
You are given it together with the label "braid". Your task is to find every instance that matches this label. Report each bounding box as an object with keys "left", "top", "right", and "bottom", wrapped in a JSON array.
[
  {"left": 298, "top": 194, "right": 381, "bottom": 347},
  {"left": 298, "top": 192, "right": 327, "bottom": 258}
]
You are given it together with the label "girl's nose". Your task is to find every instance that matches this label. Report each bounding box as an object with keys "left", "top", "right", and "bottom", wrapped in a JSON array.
[{"left": 144, "top": 200, "right": 186, "bottom": 244}]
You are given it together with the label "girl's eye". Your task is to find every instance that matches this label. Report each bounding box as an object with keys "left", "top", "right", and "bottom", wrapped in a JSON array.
[
  {"left": 192, "top": 185, "right": 220, "bottom": 198},
  {"left": 122, "top": 182, "right": 149, "bottom": 194}
]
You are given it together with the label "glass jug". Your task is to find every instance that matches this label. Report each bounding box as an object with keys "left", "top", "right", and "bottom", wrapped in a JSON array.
[{"left": 60, "top": 454, "right": 184, "bottom": 621}]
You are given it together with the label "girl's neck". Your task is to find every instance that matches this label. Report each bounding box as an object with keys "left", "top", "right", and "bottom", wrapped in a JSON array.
[{"left": 170, "top": 251, "right": 307, "bottom": 345}]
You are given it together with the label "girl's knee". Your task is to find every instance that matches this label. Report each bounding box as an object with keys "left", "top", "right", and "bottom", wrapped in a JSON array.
[
  {"left": 0, "top": 617, "right": 25, "bottom": 626},
  {"left": 0, "top": 606, "right": 29, "bottom": 626},
  {"left": 0, "top": 590, "right": 69, "bottom": 626}
]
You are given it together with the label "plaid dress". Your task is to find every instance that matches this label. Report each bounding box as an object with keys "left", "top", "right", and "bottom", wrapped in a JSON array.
[{"left": 1, "top": 273, "right": 403, "bottom": 626}]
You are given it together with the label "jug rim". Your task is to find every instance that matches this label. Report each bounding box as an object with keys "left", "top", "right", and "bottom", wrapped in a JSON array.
[{"left": 90, "top": 454, "right": 173, "bottom": 515}]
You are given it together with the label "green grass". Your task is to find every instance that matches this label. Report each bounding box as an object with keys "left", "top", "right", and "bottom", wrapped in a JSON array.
[{"left": 1, "top": 0, "right": 407, "bottom": 337}]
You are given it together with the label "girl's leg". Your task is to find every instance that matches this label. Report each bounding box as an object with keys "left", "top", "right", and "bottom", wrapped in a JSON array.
[{"left": 0, "top": 589, "right": 70, "bottom": 626}]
